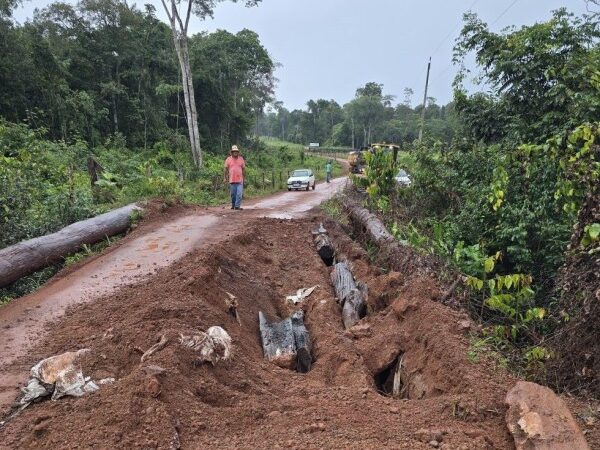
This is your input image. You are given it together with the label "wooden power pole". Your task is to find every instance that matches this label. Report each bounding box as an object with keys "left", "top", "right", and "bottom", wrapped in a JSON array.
[{"left": 418, "top": 57, "right": 432, "bottom": 142}]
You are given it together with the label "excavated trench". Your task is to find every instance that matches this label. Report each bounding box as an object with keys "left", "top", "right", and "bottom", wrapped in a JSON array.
[{"left": 0, "top": 216, "right": 522, "bottom": 448}]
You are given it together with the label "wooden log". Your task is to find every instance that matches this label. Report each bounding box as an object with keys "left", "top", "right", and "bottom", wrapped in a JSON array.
[
  {"left": 330, "top": 261, "right": 366, "bottom": 329},
  {"left": 342, "top": 199, "right": 396, "bottom": 247},
  {"left": 0, "top": 203, "right": 142, "bottom": 288},
  {"left": 291, "top": 310, "right": 312, "bottom": 373},
  {"left": 258, "top": 311, "right": 313, "bottom": 373},
  {"left": 314, "top": 233, "right": 334, "bottom": 266},
  {"left": 258, "top": 312, "right": 296, "bottom": 370}
]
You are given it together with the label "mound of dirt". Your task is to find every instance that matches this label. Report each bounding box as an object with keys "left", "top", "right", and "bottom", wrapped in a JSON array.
[{"left": 0, "top": 216, "right": 594, "bottom": 449}]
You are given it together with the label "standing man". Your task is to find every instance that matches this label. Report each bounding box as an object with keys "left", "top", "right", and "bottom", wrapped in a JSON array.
[
  {"left": 224, "top": 145, "right": 246, "bottom": 210},
  {"left": 325, "top": 159, "right": 333, "bottom": 183}
]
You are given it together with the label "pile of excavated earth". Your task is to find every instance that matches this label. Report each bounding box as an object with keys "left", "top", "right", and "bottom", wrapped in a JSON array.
[{"left": 0, "top": 206, "right": 598, "bottom": 449}]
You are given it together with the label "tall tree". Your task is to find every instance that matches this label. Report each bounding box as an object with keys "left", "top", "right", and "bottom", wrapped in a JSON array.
[{"left": 159, "top": 0, "right": 260, "bottom": 167}]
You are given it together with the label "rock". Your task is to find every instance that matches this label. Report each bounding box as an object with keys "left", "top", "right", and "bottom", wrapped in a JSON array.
[
  {"left": 307, "top": 422, "right": 326, "bottom": 433},
  {"left": 145, "top": 376, "right": 161, "bottom": 398},
  {"left": 346, "top": 322, "right": 371, "bottom": 338},
  {"left": 457, "top": 319, "right": 471, "bottom": 331},
  {"left": 141, "top": 365, "right": 166, "bottom": 377},
  {"left": 429, "top": 440, "right": 439, "bottom": 448},
  {"left": 505, "top": 381, "right": 590, "bottom": 450}
]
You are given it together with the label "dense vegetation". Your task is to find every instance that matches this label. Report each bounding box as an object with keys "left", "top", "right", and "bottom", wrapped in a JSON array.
[
  {"left": 257, "top": 83, "right": 457, "bottom": 148},
  {"left": 0, "top": 1, "right": 274, "bottom": 150},
  {"left": 351, "top": 9, "right": 599, "bottom": 386},
  {"left": 0, "top": 0, "right": 339, "bottom": 300}
]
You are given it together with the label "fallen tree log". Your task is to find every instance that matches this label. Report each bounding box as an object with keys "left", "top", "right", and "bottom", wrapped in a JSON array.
[
  {"left": 0, "top": 203, "right": 142, "bottom": 288},
  {"left": 330, "top": 261, "right": 366, "bottom": 329},
  {"left": 342, "top": 199, "right": 396, "bottom": 247},
  {"left": 341, "top": 197, "right": 442, "bottom": 288},
  {"left": 259, "top": 311, "right": 312, "bottom": 372}
]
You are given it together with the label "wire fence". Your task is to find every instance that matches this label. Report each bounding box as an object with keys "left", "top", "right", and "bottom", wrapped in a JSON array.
[{"left": 208, "top": 166, "right": 331, "bottom": 194}]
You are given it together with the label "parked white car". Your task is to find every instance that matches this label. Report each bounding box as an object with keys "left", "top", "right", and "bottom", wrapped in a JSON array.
[
  {"left": 395, "top": 169, "right": 412, "bottom": 187},
  {"left": 287, "top": 169, "right": 315, "bottom": 191}
]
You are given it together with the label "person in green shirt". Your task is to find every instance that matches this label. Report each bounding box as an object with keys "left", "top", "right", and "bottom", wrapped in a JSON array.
[{"left": 325, "top": 160, "right": 333, "bottom": 183}]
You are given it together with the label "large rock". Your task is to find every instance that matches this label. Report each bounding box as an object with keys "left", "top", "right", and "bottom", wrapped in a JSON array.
[{"left": 505, "top": 381, "right": 590, "bottom": 450}]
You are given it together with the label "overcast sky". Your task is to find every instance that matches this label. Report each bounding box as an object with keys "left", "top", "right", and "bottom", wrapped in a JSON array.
[{"left": 14, "top": 0, "right": 591, "bottom": 110}]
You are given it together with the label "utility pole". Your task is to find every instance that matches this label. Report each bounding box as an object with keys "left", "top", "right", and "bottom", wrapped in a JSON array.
[{"left": 418, "top": 57, "right": 432, "bottom": 143}]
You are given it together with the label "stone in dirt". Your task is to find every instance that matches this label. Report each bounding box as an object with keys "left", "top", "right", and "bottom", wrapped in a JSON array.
[{"left": 505, "top": 381, "right": 590, "bottom": 450}]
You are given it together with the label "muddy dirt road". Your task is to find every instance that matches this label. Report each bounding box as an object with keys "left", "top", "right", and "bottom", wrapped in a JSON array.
[
  {"left": 0, "top": 176, "right": 596, "bottom": 449},
  {"left": 0, "top": 177, "right": 347, "bottom": 412}
]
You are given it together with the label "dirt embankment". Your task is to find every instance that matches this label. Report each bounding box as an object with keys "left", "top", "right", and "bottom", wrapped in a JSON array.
[{"left": 0, "top": 214, "right": 596, "bottom": 449}]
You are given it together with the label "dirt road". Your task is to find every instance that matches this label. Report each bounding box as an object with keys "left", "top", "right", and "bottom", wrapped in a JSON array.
[
  {"left": 1, "top": 175, "right": 596, "bottom": 449},
  {"left": 0, "top": 177, "right": 347, "bottom": 412}
]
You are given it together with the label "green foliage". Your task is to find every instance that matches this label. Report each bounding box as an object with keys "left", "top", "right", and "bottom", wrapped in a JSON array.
[
  {"left": 354, "top": 148, "right": 396, "bottom": 212},
  {"left": 0, "top": 2, "right": 275, "bottom": 151}
]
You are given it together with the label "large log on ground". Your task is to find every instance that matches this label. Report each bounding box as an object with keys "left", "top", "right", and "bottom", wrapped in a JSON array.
[
  {"left": 258, "top": 311, "right": 312, "bottom": 372},
  {"left": 341, "top": 197, "right": 441, "bottom": 286},
  {"left": 342, "top": 199, "right": 396, "bottom": 247},
  {"left": 0, "top": 203, "right": 142, "bottom": 288},
  {"left": 330, "top": 261, "right": 366, "bottom": 329}
]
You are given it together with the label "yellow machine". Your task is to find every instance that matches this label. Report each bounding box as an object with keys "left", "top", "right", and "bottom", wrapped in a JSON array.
[
  {"left": 370, "top": 143, "right": 400, "bottom": 163},
  {"left": 347, "top": 150, "right": 366, "bottom": 173}
]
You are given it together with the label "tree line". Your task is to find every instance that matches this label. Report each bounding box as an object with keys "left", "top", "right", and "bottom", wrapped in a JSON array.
[
  {"left": 0, "top": 0, "right": 274, "bottom": 154},
  {"left": 256, "top": 82, "right": 457, "bottom": 148}
]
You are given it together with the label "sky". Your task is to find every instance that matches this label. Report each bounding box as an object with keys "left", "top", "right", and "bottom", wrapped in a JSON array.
[{"left": 14, "top": 0, "right": 591, "bottom": 111}]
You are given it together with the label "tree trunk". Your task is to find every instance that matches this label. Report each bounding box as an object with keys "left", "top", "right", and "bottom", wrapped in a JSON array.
[
  {"left": 259, "top": 311, "right": 312, "bottom": 372},
  {"left": 330, "top": 261, "right": 366, "bottom": 329},
  {"left": 0, "top": 203, "right": 142, "bottom": 288},
  {"left": 291, "top": 311, "right": 312, "bottom": 373},
  {"left": 173, "top": 34, "right": 202, "bottom": 167},
  {"left": 343, "top": 199, "right": 397, "bottom": 247},
  {"left": 314, "top": 233, "right": 334, "bottom": 266}
]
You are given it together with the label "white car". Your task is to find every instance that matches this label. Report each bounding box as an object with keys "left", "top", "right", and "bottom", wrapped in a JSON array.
[
  {"left": 287, "top": 169, "right": 315, "bottom": 191},
  {"left": 395, "top": 169, "right": 412, "bottom": 187}
]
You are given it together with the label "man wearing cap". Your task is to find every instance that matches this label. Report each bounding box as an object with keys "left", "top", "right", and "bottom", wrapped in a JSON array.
[{"left": 224, "top": 145, "right": 246, "bottom": 210}]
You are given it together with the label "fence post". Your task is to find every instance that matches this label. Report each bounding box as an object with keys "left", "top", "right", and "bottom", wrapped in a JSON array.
[
  {"left": 271, "top": 170, "right": 275, "bottom": 189},
  {"left": 262, "top": 172, "right": 266, "bottom": 190},
  {"left": 279, "top": 171, "right": 283, "bottom": 188}
]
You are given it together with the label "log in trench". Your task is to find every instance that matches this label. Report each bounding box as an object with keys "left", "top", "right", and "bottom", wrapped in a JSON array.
[
  {"left": 0, "top": 203, "right": 142, "bottom": 288},
  {"left": 331, "top": 261, "right": 366, "bottom": 329},
  {"left": 259, "top": 310, "right": 312, "bottom": 373}
]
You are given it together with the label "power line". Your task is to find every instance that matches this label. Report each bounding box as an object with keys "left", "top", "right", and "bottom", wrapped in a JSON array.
[
  {"left": 431, "top": 0, "right": 481, "bottom": 57},
  {"left": 429, "top": 0, "right": 522, "bottom": 89},
  {"left": 490, "top": 0, "right": 521, "bottom": 26}
]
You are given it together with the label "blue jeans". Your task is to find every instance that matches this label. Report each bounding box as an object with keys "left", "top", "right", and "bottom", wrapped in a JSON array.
[{"left": 230, "top": 183, "right": 243, "bottom": 208}]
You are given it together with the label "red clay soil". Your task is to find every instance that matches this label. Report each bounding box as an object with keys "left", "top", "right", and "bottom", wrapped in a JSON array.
[{"left": 0, "top": 216, "right": 597, "bottom": 449}]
